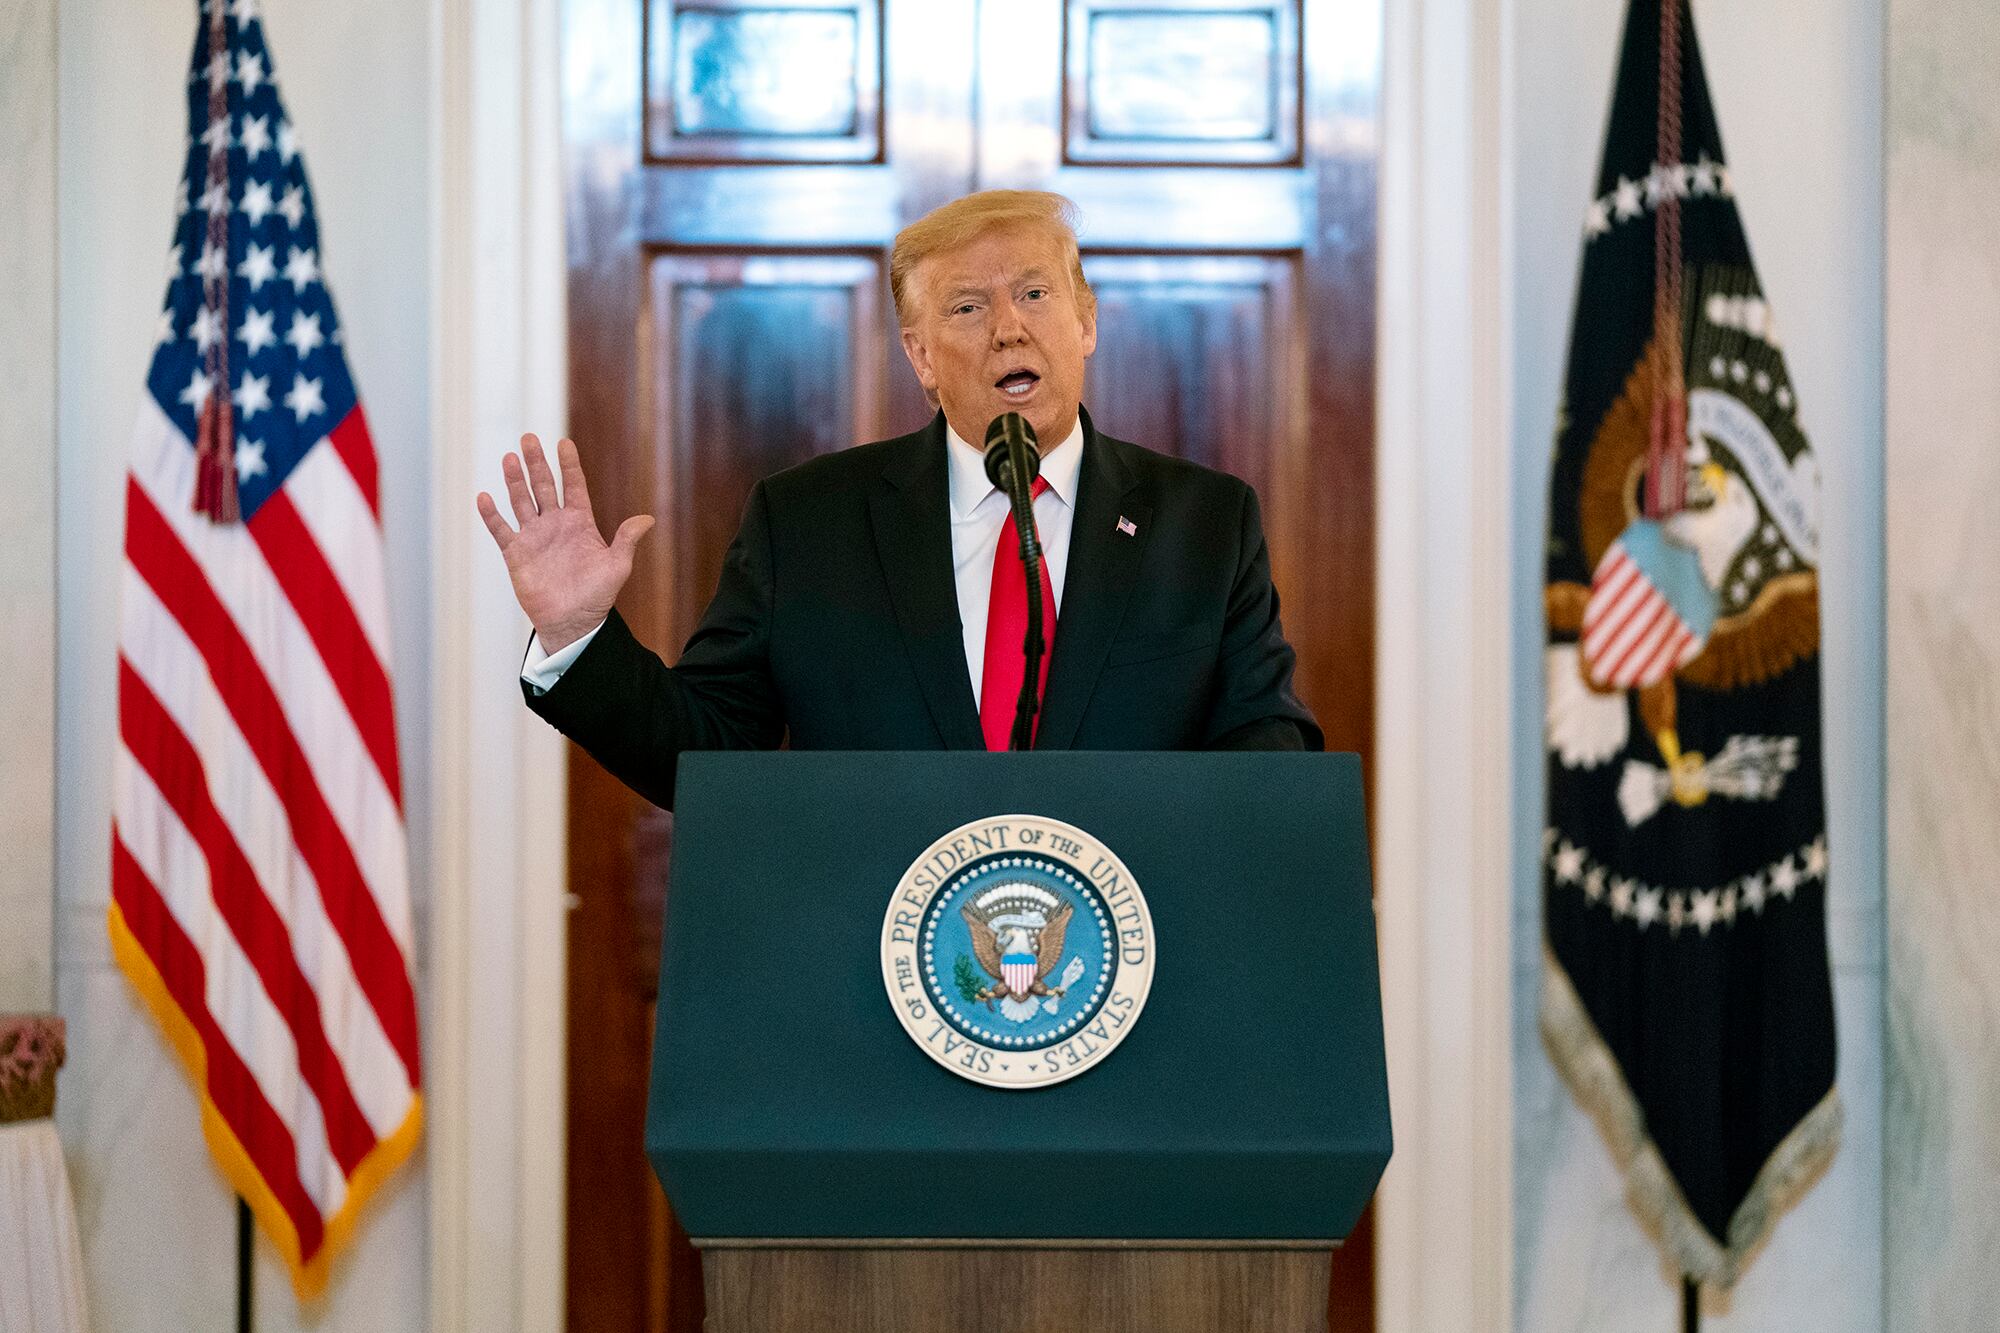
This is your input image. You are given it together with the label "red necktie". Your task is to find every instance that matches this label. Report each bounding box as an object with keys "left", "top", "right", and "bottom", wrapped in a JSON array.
[{"left": 980, "top": 477, "right": 1056, "bottom": 751}]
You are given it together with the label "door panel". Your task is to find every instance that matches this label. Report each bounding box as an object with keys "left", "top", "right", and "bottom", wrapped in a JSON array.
[
  {"left": 643, "top": 253, "right": 887, "bottom": 640},
  {"left": 1064, "top": 0, "right": 1302, "bottom": 164},
  {"left": 1081, "top": 254, "right": 1300, "bottom": 500},
  {"left": 645, "top": 0, "right": 884, "bottom": 161},
  {"left": 562, "top": 2, "right": 1377, "bottom": 1328}
]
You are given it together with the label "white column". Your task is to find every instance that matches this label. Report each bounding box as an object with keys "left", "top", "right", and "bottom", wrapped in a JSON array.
[
  {"left": 1374, "top": 0, "right": 1517, "bottom": 1324},
  {"left": 428, "top": 0, "right": 571, "bottom": 1328}
]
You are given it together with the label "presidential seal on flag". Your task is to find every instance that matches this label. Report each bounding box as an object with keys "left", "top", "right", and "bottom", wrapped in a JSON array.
[
  {"left": 1538, "top": 0, "right": 1838, "bottom": 1296},
  {"left": 881, "top": 815, "right": 1154, "bottom": 1089}
]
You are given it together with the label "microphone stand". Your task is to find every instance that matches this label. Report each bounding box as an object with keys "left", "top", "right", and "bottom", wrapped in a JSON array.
[
  {"left": 1005, "top": 469, "right": 1044, "bottom": 752},
  {"left": 983, "top": 412, "right": 1045, "bottom": 751}
]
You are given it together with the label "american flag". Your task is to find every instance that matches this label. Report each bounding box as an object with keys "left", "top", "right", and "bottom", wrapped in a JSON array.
[{"left": 110, "top": 0, "right": 420, "bottom": 1298}]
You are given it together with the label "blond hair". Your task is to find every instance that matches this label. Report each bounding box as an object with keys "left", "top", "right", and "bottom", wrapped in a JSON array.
[{"left": 890, "top": 190, "right": 1095, "bottom": 327}]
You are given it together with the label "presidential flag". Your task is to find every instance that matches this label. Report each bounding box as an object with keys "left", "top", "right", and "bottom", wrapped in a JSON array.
[
  {"left": 1539, "top": 0, "right": 1839, "bottom": 1289},
  {"left": 110, "top": 0, "right": 420, "bottom": 1298}
]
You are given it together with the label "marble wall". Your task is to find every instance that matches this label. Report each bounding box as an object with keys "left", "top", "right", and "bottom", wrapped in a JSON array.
[
  {"left": 0, "top": 0, "right": 59, "bottom": 1015},
  {"left": 1510, "top": 0, "right": 1885, "bottom": 1327},
  {"left": 1884, "top": 0, "right": 2000, "bottom": 1325},
  {"left": 51, "top": 0, "right": 432, "bottom": 1328}
]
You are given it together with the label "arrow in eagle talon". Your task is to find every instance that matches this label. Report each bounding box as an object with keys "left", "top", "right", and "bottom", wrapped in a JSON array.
[{"left": 1043, "top": 956, "right": 1086, "bottom": 1012}]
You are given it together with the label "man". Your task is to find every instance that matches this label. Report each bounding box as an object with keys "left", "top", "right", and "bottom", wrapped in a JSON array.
[{"left": 476, "top": 191, "right": 1320, "bottom": 809}]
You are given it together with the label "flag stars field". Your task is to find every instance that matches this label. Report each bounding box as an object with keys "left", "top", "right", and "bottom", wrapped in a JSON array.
[
  {"left": 150, "top": 11, "right": 356, "bottom": 508},
  {"left": 195, "top": 241, "right": 229, "bottom": 281},
  {"left": 179, "top": 368, "right": 213, "bottom": 412},
  {"left": 285, "top": 311, "right": 324, "bottom": 358},
  {"left": 282, "top": 246, "right": 320, "bottom": 294},
  {"left": 242, "top": 179, "right": 276, "bottom": 226},
  {"left": 284, "top": 373, "right": 324, "bottom": 422},
  {"left": 234, "top": 437, "right": 267, "bottom": 481},
  {"left": 239, "top": 307, "right": 276, "bottom": 356},
  {"left": 243, "top": 113, "right": 276, "bottom": 161},
  {"left": 233, "top": 372, "right": 271, "bottom": 421},
  {"left": 192, "top": 306, "right": 224, "bottom": 354},
  {"left": 239, "top": 242, "right": 277, "bottom": 291}
]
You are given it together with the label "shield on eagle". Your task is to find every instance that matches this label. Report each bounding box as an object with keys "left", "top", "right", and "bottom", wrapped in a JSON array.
[{"left": 1001, "top": 953, "right": 1037, "bottom": 998}]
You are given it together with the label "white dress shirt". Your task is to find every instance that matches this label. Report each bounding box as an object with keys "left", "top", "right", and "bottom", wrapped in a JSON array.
[{"left": 521, "top": 418, "right": 1085, "bottom": 707}]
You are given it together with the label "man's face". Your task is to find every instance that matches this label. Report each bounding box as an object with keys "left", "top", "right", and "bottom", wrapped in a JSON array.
[{"left": 899, "top": 223, "right": 1098, "bottom": 451}]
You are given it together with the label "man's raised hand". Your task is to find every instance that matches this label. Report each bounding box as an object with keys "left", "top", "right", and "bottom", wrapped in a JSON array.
[{"left": 476, "top": 434, "right": 654, "bottom": 653}]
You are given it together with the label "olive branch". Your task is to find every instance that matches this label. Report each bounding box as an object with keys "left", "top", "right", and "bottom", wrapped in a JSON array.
[{"left": 953, "top": 954, "right": 988, "bottom": 1005}]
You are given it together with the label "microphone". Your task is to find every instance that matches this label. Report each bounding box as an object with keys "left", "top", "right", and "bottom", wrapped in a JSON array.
[
  {"left": 983, "top": 412, "right": 1042, "bottom": 498},
  {"left": 983, "top": 413, "right": 1046, "bottom": 751}
]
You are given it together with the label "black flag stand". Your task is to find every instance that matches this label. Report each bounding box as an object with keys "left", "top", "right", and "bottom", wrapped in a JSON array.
[
  {"left": 238, "top": 1196, "right": 255, "bottom": 1333},
  {"left": 1682, "top": 1277, "right": 1699, "bottom": 1333}
]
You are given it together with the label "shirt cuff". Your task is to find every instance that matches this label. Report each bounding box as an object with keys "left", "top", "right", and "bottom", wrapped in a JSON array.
[{"left": 520, "top": 619, "right": 606, "bottom": 695}]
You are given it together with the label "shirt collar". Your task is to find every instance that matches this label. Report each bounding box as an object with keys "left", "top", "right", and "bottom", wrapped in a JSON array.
[{"left": 944, "top": 415, "right": 1086, "bottom": 520}]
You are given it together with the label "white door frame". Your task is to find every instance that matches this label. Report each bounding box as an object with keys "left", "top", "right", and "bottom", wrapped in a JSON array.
[
  {"left": 427, "top": 0, "right": 571, "bottom": 1328},
  {"left": 1374, "top": 0, "right": 1518, "bottom": 1323}
]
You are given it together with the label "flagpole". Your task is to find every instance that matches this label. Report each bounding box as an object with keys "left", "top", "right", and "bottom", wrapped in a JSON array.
[
  {"left": 238, "top": 1196, "right": 254, "bottom": 1333},
  {"left": 1681, "top": 1276, "right": 1698, "bottom": 1333}
]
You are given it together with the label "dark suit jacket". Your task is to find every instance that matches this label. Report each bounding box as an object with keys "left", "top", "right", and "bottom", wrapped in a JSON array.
[{"left": 526, "top": 409, "right": 1322, "bottom": 809}]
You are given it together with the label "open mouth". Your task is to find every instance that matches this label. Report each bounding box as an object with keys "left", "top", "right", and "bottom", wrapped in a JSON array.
[{"left": 995, "top": 369, "right": 1040, "bottom": 398}]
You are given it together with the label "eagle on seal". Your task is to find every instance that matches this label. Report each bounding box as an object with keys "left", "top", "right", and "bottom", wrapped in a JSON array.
[{"left": 963, "top": 899, "right": 1074, "bottom": 1022}]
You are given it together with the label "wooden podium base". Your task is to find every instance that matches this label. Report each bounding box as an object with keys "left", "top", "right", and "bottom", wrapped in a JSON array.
[{"left": 698, "top": 1239, "right": 1337, "bottom": 1333}]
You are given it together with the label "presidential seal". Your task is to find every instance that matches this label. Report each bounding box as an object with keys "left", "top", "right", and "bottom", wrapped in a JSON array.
[{"left": 880, "top": 814, "right": 1155, "bottom": 1089}]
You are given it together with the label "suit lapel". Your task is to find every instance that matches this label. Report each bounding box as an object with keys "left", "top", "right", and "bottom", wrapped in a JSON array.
[
  {"left": 869, "top": 416, "right": 986, "bottom": 750},
  {"left": 1037, "top": 414, "right": 1151, "bottom": 751}
]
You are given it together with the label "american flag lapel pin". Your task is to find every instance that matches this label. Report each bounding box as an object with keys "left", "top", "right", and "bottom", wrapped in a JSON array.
[{"left": 1117, "top": 515, "right": 1138, "bottom": 537}]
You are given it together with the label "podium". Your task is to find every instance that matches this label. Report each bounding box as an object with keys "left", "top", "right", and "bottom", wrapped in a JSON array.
[{"left": 647, "top": 752, "right": 1389, "bottom": 1333}]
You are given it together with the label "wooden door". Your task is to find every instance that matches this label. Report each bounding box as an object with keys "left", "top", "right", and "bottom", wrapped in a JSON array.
[{"left": 560, "top": 2, "right": 1378, "bottom": 1329}]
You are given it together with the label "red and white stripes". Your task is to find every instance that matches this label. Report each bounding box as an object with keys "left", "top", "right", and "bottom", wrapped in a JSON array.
[
  {"left": 1582, "top": 543, "right": 1703, "bottom": 690},
  {"left": 112, "top": 394, "right": 418, "bottom": 1282}
]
